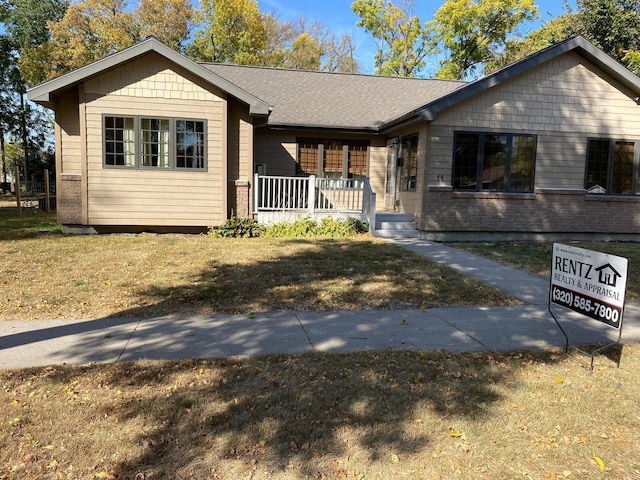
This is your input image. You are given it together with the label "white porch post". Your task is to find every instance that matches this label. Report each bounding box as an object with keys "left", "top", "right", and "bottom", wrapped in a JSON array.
[{"left": 308, "top": 175, "right": 316, "bottom": 214}]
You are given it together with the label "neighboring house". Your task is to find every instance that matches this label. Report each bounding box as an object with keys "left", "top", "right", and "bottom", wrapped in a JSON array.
[{"left": 28, "top": 35, "right": 640, "bottom": 240}]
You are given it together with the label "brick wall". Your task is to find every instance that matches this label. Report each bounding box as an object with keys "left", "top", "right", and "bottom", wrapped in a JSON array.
[
  {"left": 228, "top": 180, "right": 250, "bottom": 218},
  {"left": 424, "top": 187, "right": 640, "bottom": 239},
  {"left": 57, "top": 175, "right": 83, "bottom": 224}
]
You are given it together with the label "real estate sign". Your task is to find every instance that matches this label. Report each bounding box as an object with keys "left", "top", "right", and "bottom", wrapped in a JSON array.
[{"left": 550, "top": 243, "right": 628, "bottom": 328}]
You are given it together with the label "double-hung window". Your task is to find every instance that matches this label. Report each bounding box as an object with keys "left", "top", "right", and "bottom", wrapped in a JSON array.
[
  {"left": 104, "top": 115, "right": 206, "bottom": 170},
  {"left": 104, "top": 116, "right": 136, "bottom": 167},
  {"left": 453, "top": 132, "right": 536, "bottom": 192},
  {"left": 585, "top": 138, "right": 640, "bottom": 195}
]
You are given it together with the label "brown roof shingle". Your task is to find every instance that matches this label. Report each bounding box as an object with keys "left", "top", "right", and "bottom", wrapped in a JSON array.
[{"left": 202, "top": 63, "right": 466, "bottom": 131}]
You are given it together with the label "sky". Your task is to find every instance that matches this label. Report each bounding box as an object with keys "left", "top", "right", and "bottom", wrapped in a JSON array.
[{"left": 257, "top": 0, "right": 579, "bottom": 74}]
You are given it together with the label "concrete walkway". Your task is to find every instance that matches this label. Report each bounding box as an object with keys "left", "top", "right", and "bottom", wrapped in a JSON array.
[{"left": 1, "top": 239, "right": 639, "bottom": 370}]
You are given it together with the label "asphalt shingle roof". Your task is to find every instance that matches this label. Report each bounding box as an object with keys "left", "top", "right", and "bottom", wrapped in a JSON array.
[{"left": 202, "top": 63, "right": 466, "bottom": 131}]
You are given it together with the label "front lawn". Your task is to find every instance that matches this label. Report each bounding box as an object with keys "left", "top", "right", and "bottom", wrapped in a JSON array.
[
  {"left": 1, "top": 347, "right": 638, "bottom": 479},
  {"left": 450, "top": 241, "right": 640, "bottom": 302},
  {"left": 0, "top": 204, "right": 513, "bottom": 321}
]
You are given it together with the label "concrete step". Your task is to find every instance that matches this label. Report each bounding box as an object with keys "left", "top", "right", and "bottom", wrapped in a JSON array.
[
  {"left": 376, "top": 221, "right": 418, "bottom": 230},
  {"left": 373, "top": 212, "right": 420, "bottom": 238},
  {"left": 374, "top": 229, "right": 421, "bottom": 238},
  {"left": 375, "top": 213, "right": 414, "bottom": 223}
]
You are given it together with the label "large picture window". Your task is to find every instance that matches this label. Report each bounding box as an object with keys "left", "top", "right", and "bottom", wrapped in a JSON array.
[
  {"left": 453, "top": 132, "right": 536, "bottom": 192},
  {"left": 586, "top": 138, "right": 640, "bottom": 195},
  {"left": 104, "top": 115, "right": 206, "bottom": 170},
  {"left": 296, "top": 139, "right": 369, "bottom": 179}
]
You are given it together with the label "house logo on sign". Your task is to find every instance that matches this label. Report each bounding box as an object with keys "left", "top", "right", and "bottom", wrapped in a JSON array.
[{"left": 596, "top": 263, "right": 622, "bottom": 287}]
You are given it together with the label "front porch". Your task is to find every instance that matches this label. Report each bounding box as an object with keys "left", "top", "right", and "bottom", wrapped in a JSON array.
[
  {"left": 252, "top": 174, "right": 419, "bottom": 238},
  {"left": 253, "top": 174, "right": 375, "bottom": 233}
]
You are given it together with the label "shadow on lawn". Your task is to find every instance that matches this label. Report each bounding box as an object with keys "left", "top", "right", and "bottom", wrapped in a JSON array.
[
  {"left": 0, "top": 233, "right": 569, "bottom": 476},
  {"left": 123, "top": 237, "right": 505, "bottom": 316},
  {"left": 31, "top": 348, "right": 562, "bottom": 479}
]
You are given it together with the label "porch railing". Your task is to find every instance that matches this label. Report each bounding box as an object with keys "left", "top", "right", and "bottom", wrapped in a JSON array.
[{"left": 254, "top": 174, "right": 369, "bottom": 214}]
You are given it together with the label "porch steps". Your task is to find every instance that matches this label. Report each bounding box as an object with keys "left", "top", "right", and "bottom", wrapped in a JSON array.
[{"left": 373, "top": 212, "right": 420, "bottom": 238}]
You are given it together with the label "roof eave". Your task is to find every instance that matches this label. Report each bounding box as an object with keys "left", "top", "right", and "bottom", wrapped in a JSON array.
[
  {"left": 27, "top": 37, "right": 272, "bottom": 116},
  {"left": 263, "top": 122, "right": 382, "bottom": 135},
  {"left": 379, "top": 111, "right": 422, "bottom": 133}
]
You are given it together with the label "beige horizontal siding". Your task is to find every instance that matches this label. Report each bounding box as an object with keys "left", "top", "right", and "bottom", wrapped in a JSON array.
[
  {"left": 57, "top": 90, "right": 81, "bottom": 175},
  {"left": 81, "top": 54, "right": 227, "bottom": 227},
  {"left": 368, "top": 145, "right": 387, "bottom": 210}
]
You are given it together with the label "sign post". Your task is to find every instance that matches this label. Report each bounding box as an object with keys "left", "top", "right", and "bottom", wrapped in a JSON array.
[{"left": 549, "top": 243, "right": 628, "bottom": 369}]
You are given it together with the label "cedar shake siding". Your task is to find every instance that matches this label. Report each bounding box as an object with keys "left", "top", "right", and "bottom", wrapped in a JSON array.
[
  {"left": 422, "top": 52, "right": 640, "bottom": 239},
  {"left": 29, "top": 37, "right": 270, "bottom": 232},
  {"left": 28, "top": 35, "right": 640, "bottom": 239}
]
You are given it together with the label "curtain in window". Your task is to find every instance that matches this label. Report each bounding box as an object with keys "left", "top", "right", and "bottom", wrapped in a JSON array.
[
  {"left": 323, "top": 140, "right": 343, "bottom": 178},
  {"left": 123, "top": 118, "right": 135, "bottom": 167},
  {"left": 158, "top": 121, "right": 170, "bottom": 168},
  {"left": 297, "top": 140, "right": 319, "bottom": 176}
]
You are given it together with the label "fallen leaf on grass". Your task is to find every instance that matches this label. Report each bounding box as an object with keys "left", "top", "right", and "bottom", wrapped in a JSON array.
[
  {"left": 594, "top": 456, "right": 605, "bottom": 471},
  {"left": 9, "top": 417, "right": 23, "bottom": 427},
  {"left": 94, "top": 472, "right": 116, "bottom": 479}
]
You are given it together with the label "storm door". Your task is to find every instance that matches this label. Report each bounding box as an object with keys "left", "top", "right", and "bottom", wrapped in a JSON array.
[{"left": 384, "top": 139, "right": 399, "bottom": 209}]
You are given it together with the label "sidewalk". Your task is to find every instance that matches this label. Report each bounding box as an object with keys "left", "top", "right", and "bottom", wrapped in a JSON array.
[{"left": 1, "top": 239, "right": 639, "bottom": 370}]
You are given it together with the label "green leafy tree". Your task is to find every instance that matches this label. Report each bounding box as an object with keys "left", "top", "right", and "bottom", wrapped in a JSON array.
[
  {"left": 489, "top": 0, "right": 640, "bottom": 75},
  {"left": 352, "top": 0, "right": 435, "bottom": 76},
  {"left": 285, "top": 31, "right": 323, "bottom": 70},
  {"left": 574, "top": 0, "right": 640, "bottom": 70},
  {"left": 21, "top": 0, "right": 194, "bottom": 85},
  {"left": 428, "top": 0, "right": 539, "bottom": 80},
  {"left": 0, "top": 36, "right": 20, "bottom": 188},
  {"left": 280, "top": 19, "right": 360, "bottom": 72},
  {"left": 135, "top": 0, "right": 195, "bottom": 52},
  {"left": 189, "top": 0, "right": 359, "bottom": 72},
  {"left": 485, "top": 13, "right": 578, "bottom": 72},
  {"left": 0, "top": 0, "right": 67, "bottom": 183},
  {"left": 187, "top": 0, "right": 268, "bottom": 64}
]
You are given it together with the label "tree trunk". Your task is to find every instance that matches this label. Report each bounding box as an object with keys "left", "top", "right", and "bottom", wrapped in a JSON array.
[
  {"left": 19, "top": 91, "right": 29, "bottom": 183},
  {"left": 0, "top": 126, "right": 7, "bottom": 191}
]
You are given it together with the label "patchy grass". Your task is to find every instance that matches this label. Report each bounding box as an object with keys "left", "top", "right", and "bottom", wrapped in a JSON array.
[
  {"left": 450, "top": 241, "right": 640, "bottom": 302},
  {"left": 0, "top": 204, "right": 514, "bottom": 321},
  {"left": 2, "top": 200, "right": 640, "bottom": 478},
  {"left": 1, "top": 346, "right": 639, "bottom": 479}
]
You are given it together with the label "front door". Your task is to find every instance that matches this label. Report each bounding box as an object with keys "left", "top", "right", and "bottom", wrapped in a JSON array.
[{"left": 384, "top": 139, "right": 399, "bottom": 209}]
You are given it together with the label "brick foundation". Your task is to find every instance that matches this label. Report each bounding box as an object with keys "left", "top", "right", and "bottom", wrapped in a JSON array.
[
  {"left": 227, "top": 179, "right": 251, "bottom": 218},
  {"left": 58, "top": 174, "right": 83, "bottom": 225},
  {"left": 423, "top": 186, "right": 640, "bottom": 240}
]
